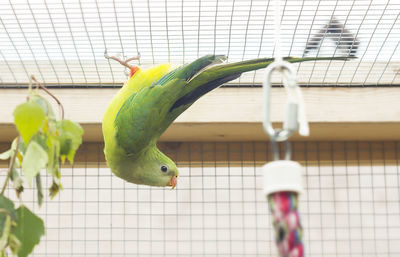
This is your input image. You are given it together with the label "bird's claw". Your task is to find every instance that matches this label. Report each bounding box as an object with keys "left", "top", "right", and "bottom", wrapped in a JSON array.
[{"left": 104, "top": 49, "right": 141, "bottom": 70}]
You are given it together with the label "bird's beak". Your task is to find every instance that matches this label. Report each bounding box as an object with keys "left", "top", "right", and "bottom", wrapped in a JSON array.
[{"left": 167, "top": 175, "right": 178, "bottom": 189}]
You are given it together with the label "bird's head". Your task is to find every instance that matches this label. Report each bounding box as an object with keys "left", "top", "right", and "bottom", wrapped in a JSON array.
[
  {"left": 155, "top": 153, "right": 179, "bottom": 189},
  {"left": 134, "top": 148, "right": 179, "bottom": 189}
]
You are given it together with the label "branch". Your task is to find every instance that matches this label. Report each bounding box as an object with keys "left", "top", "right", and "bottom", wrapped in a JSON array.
[
  {"left": 1, "top": 137, "right": 20, "bottom": 195},
  {"left": 30, "top": 75, "right": 65, "bottom": 120}
]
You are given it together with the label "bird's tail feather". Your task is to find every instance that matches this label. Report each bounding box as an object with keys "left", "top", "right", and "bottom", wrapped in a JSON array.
[{"left": 170, "top": 56, "right": 352, "bottom": 112}]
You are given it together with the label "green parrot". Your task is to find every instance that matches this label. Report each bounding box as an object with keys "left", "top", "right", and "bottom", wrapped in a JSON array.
[{"left": 102, "top": 55, "right": 348, "bottom": 188}]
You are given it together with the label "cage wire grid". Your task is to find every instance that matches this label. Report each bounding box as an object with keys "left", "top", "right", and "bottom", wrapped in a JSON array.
[
  {"left": 0, "top": 141, "right": 400, "bottom": 256},
  {"left": 1, "top": 0, "right": 400, "bottom": 257},
  {"left": 0, "top": 0, "right": 399, "bottom": 87}
]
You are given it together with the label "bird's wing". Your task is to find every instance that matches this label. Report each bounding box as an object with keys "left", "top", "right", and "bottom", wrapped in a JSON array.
[
  {"left": 103, "top": 64, "right": 172, "bottom": 155},
  {"left": 113, "top": 55, "right": 224, "bottom": 155}
]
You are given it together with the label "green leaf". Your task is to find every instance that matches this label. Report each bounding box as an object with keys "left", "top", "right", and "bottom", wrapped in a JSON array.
[
  {"left": 10, "top": 166, "right": 19, "bottom": 181},
  {"left": 0, "top": 195, "right": 17, "bottom": 227},
  {"left": 13, "top": 205, "right": 44, "bottom": 257},
  {"left": 46, "top": 137, "right": 60, "bottom": 179},
  {"left": 31, "top": 133, "right": 47, "bottom": 152},
  {"left": 8, "top": 234, "right": 21, "bottom": 255},
  {"left": 22, "top": 141, "right": 48, "bottom": 185},
  {"left": 35, "top": 174, "right": 43, "bottom": 207},
  {"left": 0, "top": 150, "right": 11, "bottom": 160},
  {"left": 17, "top": 138, "right": 26, "bottom": 156},
  {"left": 13, "top": 102, "right": 45, "bottom": 145},
  {"left": 0, "top": 195, "right": 17, "bottom": 246},
  {"left": 59, "top": 133, "right": 72, "bottom": 156},
  {"left": 30, "top": 95, "right": 54, "bottom": 118},
  {"left": 56, "top": 120, "right": 83, "bottom": 164},
  {"left": 0, "top": 215, "right": 11, "bottom": 250},
  {"left": 0, "top": 137, "right": 21, "bottom": 160},
  {"left": 10, "top": 166, "right": 24, "bottom": 197}
]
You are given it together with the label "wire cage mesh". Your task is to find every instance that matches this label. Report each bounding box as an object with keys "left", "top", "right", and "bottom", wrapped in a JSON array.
[
  {"left": 0, "top": 0, "right": 399, "bottom": 87},
  {"left": 1, "top": 141, "right": 400, "bottom": 256},
  {"left": 1, "top": 0, "right": 400, "bottom": 257}
]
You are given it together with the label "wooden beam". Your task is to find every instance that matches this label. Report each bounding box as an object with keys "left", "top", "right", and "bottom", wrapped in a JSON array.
[{"left": 0, "top": 87, "right": 399, "bottom": 142}]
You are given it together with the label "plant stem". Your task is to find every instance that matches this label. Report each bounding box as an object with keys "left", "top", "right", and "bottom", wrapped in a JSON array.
[
  {"left": 30, "top": 75, "right": 65, "bottom": 120},
  {"left": 0, "top": 208, "right": 13, "bottom": 219},
  {"left": 1, "top": 137, "right": 20, "bottom": 195}
]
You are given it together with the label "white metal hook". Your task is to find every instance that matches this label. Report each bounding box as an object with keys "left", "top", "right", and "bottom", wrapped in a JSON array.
[{"left": 263, "top": 60, "right": 309, "bottom": 142}]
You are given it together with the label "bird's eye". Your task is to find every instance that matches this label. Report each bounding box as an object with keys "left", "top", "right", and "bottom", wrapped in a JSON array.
[{"left": 160, "top": 165, "right": 168, "bottom": 173}]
